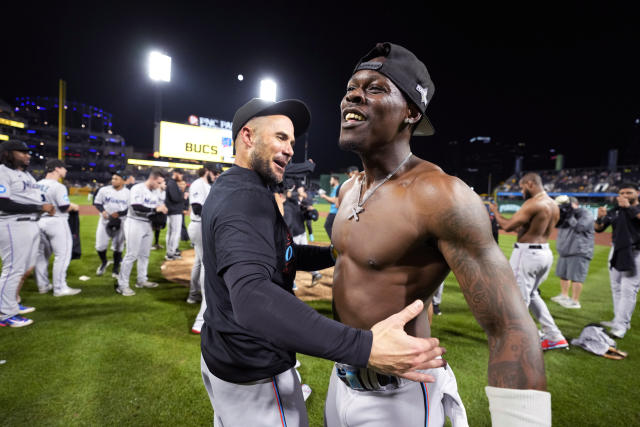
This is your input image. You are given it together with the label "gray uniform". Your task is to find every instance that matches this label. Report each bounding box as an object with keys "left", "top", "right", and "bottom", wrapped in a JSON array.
[
  {"left": 117, "top": 183, "right": 161, "bottom": 291},
  {"left": 187, "top": 177, "right": 210, "bottom": 331},
  {"left": 34, "top": 178, "right": 73, "bottom": 294},
  {"left": 556, "top": 207, "right": 594, "bottom": 283},
  {"left": 94, "top": 185, "right": 130, "bottom": 252},
  {"left": 0, "top": 165, "right": 42, "bottom": 320}
]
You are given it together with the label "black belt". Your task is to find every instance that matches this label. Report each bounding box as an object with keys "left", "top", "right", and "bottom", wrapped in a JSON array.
[
  {"left": 514, "top": 243, "right": 543, "bottom": 249},
  {"left": 335, "top": 364, "right": 401, "bottom": 391},
  {"left": 16, "top": 217, "right": 36, "bottom": 222}
]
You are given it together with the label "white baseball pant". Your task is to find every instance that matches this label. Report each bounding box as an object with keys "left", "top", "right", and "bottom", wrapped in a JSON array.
[
  {"left": 95, "top": 217, "right": 126, "bottom": 252},
  {"left": 509, "top": 243, "right": 564, "bottom": 341},
  {"left": 118, "top": 219, "right": 153, "bottom": 289},
  {"left": 0, "top": 220, "right": 40, "bottom": 319},
  {"left": 165, "top": 214, "right": 182, "bottom": 257},
  {"left": 35, "top": 216, "right": 73, "bottom": 293},
  {"left": 189, "top": 221, "right": 206, "bottom": 332},
  {"left": 608, "top": 246, "right": 640, "bottom": 334}
]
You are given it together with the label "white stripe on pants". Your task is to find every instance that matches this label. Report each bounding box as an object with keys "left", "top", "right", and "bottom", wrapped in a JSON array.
[
  {"left": 35, "top": 217, "right": 73, "bottom": 293},
  {"left": 0, "top": 220, "right": 40, "bottom": 319},
  {"left": 165, "top": 214, "right": 182, "bottom": 257},
  {"left": 118, "top": 219, "right": 152, "bottom": 288},
  {"left": 609, "top": 246, "right": 640, "bottom": 333},
  {"left": 509, "top": 244, "right": 564, "bottom": 341}
]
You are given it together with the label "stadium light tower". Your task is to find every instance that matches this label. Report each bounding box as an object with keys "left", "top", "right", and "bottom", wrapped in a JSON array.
[
  {"left": 259, "top": 79, "right": 277, "bottom": 102},
  {"left": 148, "top": 51, "right": 171, "bottom": 126}
]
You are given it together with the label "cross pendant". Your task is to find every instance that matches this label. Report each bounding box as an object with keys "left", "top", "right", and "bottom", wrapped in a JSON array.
[{"left": 348, "top": 206, "right": 364, "bottom": 221}]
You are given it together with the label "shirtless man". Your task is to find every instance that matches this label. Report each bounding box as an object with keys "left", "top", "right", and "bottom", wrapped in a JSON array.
[
  {"left": 326, "top": 43, "right": 550, "bottom": 427},
  {"left": 490, "top": 172, "right": 568, "bottom": 351}
]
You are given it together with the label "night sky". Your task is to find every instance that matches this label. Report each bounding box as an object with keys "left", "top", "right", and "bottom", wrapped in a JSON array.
[{"left": 3, "top": 2, "right": 639, "bottom": 181}]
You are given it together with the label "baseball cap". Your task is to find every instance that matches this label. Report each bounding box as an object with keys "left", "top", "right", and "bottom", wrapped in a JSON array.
[
  {"left": 113, "top": 170, "right": 128, "bottom": 179},
  {"left": 352, "top": 42, "right": 435, "bottom": 136},
  {"left": 347, "top": 166, "right": 359, "bottom": 173},
  {"left": 0, "top": 140, "right": 30, "bottom": 152},
  {"left": 46, "top": 158, "right": 66, "bottom": 171},
  {"left": 232, "top": 98, "right": 311, "bottom": 141}
]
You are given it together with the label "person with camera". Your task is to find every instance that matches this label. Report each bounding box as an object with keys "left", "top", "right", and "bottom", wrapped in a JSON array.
[
  {"left": 283, "top": 186, "right": 322, "bottom": 287},
  {"left": 551, "top": 196, "right": 594, "bottom": 309},
  {"left": 595, "top": 182, "right": 640, "bottom": 339}
]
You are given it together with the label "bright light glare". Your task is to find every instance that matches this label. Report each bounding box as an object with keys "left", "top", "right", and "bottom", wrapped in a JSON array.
[
  {"left": 259, "top": 79, "right": 277, "bottom": 102},
  {"left": 148, "top": 51, "right": 172, "bottom": 82},
  {"left": 237, "top": 74, "right": 244, "bottom": 81}
]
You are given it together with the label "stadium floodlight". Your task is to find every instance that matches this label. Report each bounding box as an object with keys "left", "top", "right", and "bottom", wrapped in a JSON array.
[
  {"left": 148, "top": 51, "right": 172, "bottom": 82},
  {"left": 259, "top": 79, "right": 277, "bottom": 102}
]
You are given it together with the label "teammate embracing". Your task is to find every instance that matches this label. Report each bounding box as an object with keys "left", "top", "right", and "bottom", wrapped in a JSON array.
[
  {"left": 0, "top": 140, "right": 54, "bottom": 327},
  {"left": 35, "top": 159, "right": 81, "bottom": 297},
  {"left": 94, "top": 171, "right": 130, "bottom": 278},
  {"left": 116, "top": 168, "right": 167, "bottom": 296}
]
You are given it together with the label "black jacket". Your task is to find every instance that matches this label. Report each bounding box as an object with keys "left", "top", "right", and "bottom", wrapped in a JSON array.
[{"left": 164, "top": 178, "right": 184, "bottom": 215}]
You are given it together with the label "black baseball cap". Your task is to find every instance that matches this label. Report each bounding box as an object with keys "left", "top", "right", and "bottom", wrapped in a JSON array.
[
  {"left": 0, "top": 140, "right": 30, "bottom": 152},
  {"left": 113, "top": 170, "right": 128, "bottom": 179},
  {"left": 46, "top": 158, "right": 66, "bottom": 171},
  {"left": 232, "top": 98, "right": 311, "bottom": 141},
  {"left": 353, "top": 42, "right": 435, "bottom": 136},
  {"left": 347, "top": 166, "right": 359, "bottom": 173}
]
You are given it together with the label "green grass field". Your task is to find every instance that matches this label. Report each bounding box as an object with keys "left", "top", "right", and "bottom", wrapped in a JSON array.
[{"left": 1, "top": 200, "right": 639, "bottom": 426}]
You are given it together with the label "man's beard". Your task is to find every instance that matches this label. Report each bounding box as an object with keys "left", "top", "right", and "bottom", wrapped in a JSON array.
[
  {"left": 206, "top": 175, "right": 213, "bottom": 184},
  {"left": 250, "top": 147, "right": 281, "bottom": 185},
  {"left": 523, "top": 189, "right": 532, "bottom": 200}
]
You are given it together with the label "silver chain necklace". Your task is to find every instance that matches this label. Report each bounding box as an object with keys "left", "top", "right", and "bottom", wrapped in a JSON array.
[{"left": 348, "top": 152, "right": 413, "bottom": 221}]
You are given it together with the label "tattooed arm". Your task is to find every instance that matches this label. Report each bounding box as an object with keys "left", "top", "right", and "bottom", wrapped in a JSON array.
[{"left": 425, "top": 177, "right": 546, "bottom": 390}]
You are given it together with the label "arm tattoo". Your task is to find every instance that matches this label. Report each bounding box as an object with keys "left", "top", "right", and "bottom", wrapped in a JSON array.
[{"left": 438, "top": 205, "right": 547, "bottom": 390}]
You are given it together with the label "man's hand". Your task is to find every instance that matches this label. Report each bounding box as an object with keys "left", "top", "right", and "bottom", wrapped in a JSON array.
[
  {"left": 101, "top": 210, "right": 109, "bottom": 219},
  {"left": 41, "top": 203, "right": 55, "bottom": 216},
  {"left": 597, "top": 206, "right": 607, "bottom": 218},
  {"left": 111, "top": 212, "right": 119, "bottom": 218},
  {"left": 368, "top": 300, "right": 446, "bottom": 382},
  {"left": 69, "top": 203, "right": 79, "bottom": 212},
  {"left": 489, "top": 203, "right": 499, "bottom": 214},
  {"left": 156, "top": 204, "right": 168, "bottom": 214},
  {"left": 617, "top": 195, "right": 630, "bottom": 208}
]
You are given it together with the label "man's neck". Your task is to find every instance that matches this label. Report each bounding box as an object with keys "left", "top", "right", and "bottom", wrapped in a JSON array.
[
  {"left": 46, "top": 173, "right": 58, "bottom": 181},
  {"left": 145, "top": 181, "right": 153, "bottom": 190},
  {"left": 359, "top": 143, "right": 412, "bottom": 183}
]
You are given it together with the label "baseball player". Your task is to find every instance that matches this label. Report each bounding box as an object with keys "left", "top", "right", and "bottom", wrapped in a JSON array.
[
  {"left": 164, "top": 169, "right": 185, "bottom": 260},
  {"left": 94, "top": 171, "right": 130, "bottom": 278},
  {"left": 0, "top": 140, "right": 54, "bottom": 327},
  {"left": 187, "top": 164, "right": 216, "bottom": 332},
  {"left": 34, "top": 159, "right": 81, "bottom": 297},
  {"left": 116, "top": 168, "right": 167, "bottom": 296}
]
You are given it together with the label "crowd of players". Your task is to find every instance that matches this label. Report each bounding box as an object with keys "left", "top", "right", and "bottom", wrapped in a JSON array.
[{"left": 0, "top": 139, "right": 224, "bottom": 330}]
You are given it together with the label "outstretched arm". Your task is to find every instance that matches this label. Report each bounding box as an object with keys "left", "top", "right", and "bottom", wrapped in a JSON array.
[{"left": 436, "top": 184, "right": 546, "bottom": 390}]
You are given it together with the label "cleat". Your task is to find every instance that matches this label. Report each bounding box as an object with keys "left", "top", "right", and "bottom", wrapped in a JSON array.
[
  {"left": 111, "top": 272, "right": 119, "bottom": 279},
  {"left": 18, "top": 304, "right": 35, "bottom": 314},
  {"left": 301, "top": 384, "right": 312, "bottom": 401},
  {"left": 600, "top": 320, "right": 614, "bottom": 328},
  {"left": 186, "top": 297, "right": 200, "bottom": 304},
  {"left": 292, "top": 282, "right": 298, "bottom": 291},
  {"left": 164, "top": 254, "right": 182, "bottom": 261},
  {"left": 551, "top": 294, "right": 571, "bottom": 304},
  {"left": 96, "top": 262, "right": 108, "bottom": 276},
  {"left": 135, "top": 281, "right": 159, "bottom": 289},
  {"left": 38, "top": 284, "right": 53, "bottom": 294},
  {"left": 309, "top": 272, "right": 322, "bottom": 287},
  {"left": 541, "top": 338, "right": 569, "bottom": 351},
  {"left": 433, "top": 304, "right": 442, "bottom": 316},
  {"left": 191, "top": 327, "right": 201, "bottom": 334},
  {"left": 0, "top": 315, "right": 34, "bottom": 328},
  {"left": 560, "top": 299, "right": 581, "bottom": 309},
  {"left": 609, "top": 328, "right": 626, "bottom": 339},
  {"left": 53, "top": 287, "right": 82, "bottom": 297},
  {"left": 116, "top": 286, "right": 136, "bottom": 296}
]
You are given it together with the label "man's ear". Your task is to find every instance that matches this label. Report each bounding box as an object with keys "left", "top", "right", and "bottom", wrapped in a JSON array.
[
  {"left": 239, "top": 126, "right": 255, "bottom": 149},
  {"left": 405, "top": 103, "right": 422, "bottom": 125}
]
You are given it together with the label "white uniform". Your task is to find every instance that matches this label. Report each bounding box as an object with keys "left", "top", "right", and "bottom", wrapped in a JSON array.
[
  {"left": 188, "top": 177, "right": 211, "bottom": 332},
  {"left": 94, "top": 185, "right": 130, "bottom": 252},
  {"left": 34, "top": 178, "right": 74, "bottom": 294},
  {"left": 117, "top": 183, "right": 161, "bottom": 291},
  {"left": 324, "top": 362, "right": 468, "bottom": 427},
  {"left": 0, "top": 165, "right": 42, "bottom": 320}
]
